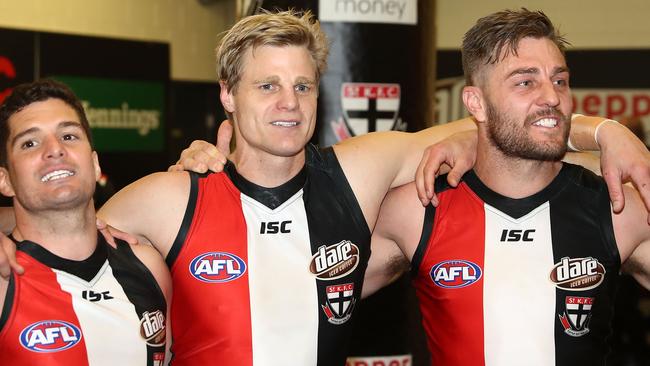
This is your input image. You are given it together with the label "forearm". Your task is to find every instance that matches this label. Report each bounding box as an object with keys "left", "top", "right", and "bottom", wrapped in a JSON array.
[{"left": 569, "top": 114, "right": 617, "bottom": 151}]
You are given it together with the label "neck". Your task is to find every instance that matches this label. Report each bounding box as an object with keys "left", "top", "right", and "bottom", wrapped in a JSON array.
[
  {"left": 230, "top": 146, "right": 306, "bottom": 188},
  {"left": 474, "top": 137, "right": 562, "bottom": 199},
  {"left": 13, "top": 202, "right": 98, "bottom": 260}
]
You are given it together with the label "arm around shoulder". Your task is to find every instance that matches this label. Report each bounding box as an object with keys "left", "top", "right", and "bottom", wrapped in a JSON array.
[{"left": 97, "top": 171, "right": 191, "bottom": 257}]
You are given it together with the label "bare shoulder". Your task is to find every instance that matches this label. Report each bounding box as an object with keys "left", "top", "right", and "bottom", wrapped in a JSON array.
[{"left": 98, "top": 171, "right": 191, "bottom": 257}]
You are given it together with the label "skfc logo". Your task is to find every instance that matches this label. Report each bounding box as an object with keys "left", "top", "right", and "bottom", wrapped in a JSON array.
[
  {"left": 430, "top": 260, "right": 482, "bottom": 288},
  {"left": 19, "top": 320, "right": 82, "bottom": 353},
  {"left": 189, "top": 252, "right": 247, "bottom": 283}
]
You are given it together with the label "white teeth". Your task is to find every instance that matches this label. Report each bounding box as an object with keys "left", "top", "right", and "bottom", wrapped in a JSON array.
[
  {"left": 533, "top": 118, "right": 557, "bottom": 127},
  {"left": 271, "top": 121, "right": 298, "bottom": 127},
  {"left": 41, "top": 170, "right": 74, "bottom": 182}
]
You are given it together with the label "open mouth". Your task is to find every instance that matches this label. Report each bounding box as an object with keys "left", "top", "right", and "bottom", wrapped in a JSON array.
[
  {"left": 271, "top": 121, "right": 300, "bottom": 127},
  {"left": 532, "top": 118, "right": 558, "bottom": 128},
  {"left": 41, "top": 170, "right": 75, "bottom": 182}
]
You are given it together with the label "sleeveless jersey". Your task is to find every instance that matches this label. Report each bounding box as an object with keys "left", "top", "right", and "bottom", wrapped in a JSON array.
[
  {"left": 168, "top": 144, "right": 371, "bottom": 366},
  {"left": 0, "top": 235, "right": 167, "bottom": 366},
  {"left": 412, "top": 164, "right": 620, "bottom": 366}
]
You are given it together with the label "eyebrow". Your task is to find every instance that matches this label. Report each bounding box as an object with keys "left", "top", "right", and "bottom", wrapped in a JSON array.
[
  {"left": 507, "top": 66, "right": 570, "bottom": 79},
  {"left": 11, "top": 120, "right": 83, "bottom": 148}
]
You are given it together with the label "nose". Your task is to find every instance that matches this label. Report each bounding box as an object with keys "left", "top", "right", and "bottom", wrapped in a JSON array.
[
  {"left": 277, "top": 87, "right": 299, "bottom": 111},
  {"left": 537, "top": 80, "right": 560, "bottom": 108},
  {"left": 43, "top": 136, "right": 65, "bottom": 160}
]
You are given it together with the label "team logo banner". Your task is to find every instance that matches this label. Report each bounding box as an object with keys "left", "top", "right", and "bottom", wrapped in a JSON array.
[{"left": 341, "top": 83, "right": 401, "bottom": 136}]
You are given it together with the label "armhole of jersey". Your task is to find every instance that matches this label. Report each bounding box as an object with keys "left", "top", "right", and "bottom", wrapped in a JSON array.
[
  {"left": 322, "top": 146, "right": 372, "bottom": 238},
  {"left": 166, "top": 172, "right": 199, "bottom": 268},
  {"left": 117, "top": 241, "right": 167, "bottom": 307},
  {"left": 600, "top": 186, "right": 621, "bottom": 267},
  {"left": 0, "top": 274, "right": 16, "bottom": 332},
  {"left": 410, "top": 203, "right": 436, "bottom": 278}
]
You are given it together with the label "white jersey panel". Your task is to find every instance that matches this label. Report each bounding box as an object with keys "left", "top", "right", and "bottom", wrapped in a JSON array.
[
  {"left": 54, "top": 261, "right": 147, "bottom": 366},
  {"left": 483, "top": 202, "right": 556, "bottom": 366},
  {"left": 242, "top": 190, "right": 319, "bottom": 366}
]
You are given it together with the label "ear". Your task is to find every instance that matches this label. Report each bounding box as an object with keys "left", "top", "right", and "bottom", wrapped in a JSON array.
[
  {"left": 220, "top": 81, "right": 235, "bottom": 113},
  {"left": 462, "top": 86, "right": 487, "bottom": 123},
  {"left": 0, "top": 167, "right": 15, "bottom": 198},
  {"left": 92, "top": 151, "right": 101, "bottom": 182}
]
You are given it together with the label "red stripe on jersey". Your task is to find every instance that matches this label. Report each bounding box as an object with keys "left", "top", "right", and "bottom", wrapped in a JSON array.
[
  {"left": 0, "top": 252, "right": 89, "bottom": 365},
  {"left": 170, "top": 173, "right": 253, "bottom": 365},
  {"left": 413, "top": 182, "right": 486, "bottom": 366}
]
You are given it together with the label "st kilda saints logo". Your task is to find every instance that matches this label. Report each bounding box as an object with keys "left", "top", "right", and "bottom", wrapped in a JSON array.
[
  {"left": 558, "top": 296, "right": 595, "bottom": 337},
  {"left": 321, "top": 283, "right": 356, "bottom": 325},
  {"left": 337, "top": 82, "right": 406, "bottom": 138},
  {"left": 309, "top": 240, "right": 360, "bottom": 280},
  {"left": 549, "top": 257, "right": 606, "bottom": 291}
]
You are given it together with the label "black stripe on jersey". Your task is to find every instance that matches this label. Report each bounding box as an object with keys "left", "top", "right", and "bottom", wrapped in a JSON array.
[
  {"left": 411, "top": 204, "right": 435, "bottom": 278},
  {"left": 411, "top": 173, "right": 456, "bottom": 277},
  {"left": 549, "top": 164, "right": 620, "bottom": 365},
  {"left": 0, "top": 274, "right": 15, "bottom": 332},
  {"left": 303, "top": 145, "right": 371, "bottom": 366},
  {"left": 226, "top": 160, "right": 307, "bottom": 209},
  {"left": 167, "top": 172, "right": 199, "bottom": 268},
  {"left": 464, "top": 166, "right": 571, "bottom": 219},
  {"left": 16, "top": 236, "right": 107, "bottom": 282},
  {"left": 109, "top": 240, "right": 167, "bottom": 366}
]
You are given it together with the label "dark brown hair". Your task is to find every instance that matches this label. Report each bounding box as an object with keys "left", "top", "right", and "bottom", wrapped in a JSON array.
[
  {"left": 462, "top": 8, "right": 570, "bottom": 86},
  {"left": 0, "top": 79, "right": 92, "bottom": 166}
]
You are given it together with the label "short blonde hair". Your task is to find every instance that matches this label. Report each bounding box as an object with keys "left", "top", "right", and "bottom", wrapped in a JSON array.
[{"left": 216, "top": 9, "right": 329, "bottom": 93}]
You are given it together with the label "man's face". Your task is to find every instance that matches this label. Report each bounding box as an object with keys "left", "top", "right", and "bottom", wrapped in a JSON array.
[
  {"left": 221, "top": 44, "right": 318, "bottom": 159},
  {"left": 0, "top": 98, "right": 100, "bottom": 212},
  {"left": 480, "top": 37, "right": 572, "bottom": 161}
]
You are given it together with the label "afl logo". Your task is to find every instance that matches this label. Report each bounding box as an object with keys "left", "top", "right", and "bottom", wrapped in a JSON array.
[
  {"left": 19, "top": 320, "right": 82, "bottom": 353},
  {"left": 190, "top": 252, "right": 247, "bottom": 283},
  {"left": 430, "top": 260, "right": 482, "bottom": 288}
]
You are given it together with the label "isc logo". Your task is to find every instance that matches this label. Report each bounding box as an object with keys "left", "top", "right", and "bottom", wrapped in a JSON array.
[
  {"left": 430, "top": 260, "right": 482, "bottom": 288},
  {"left": 500, "top": 229, "right": 535, "bottom": 242},
  {"left": 189, "top": 252, "right": 247, "bottom": 283},
  {"left": 260, "top": 220, "right": 291, "bottom": 234},
  {"left": 19, "top": 320, "right": 82, "bottom": 353}
]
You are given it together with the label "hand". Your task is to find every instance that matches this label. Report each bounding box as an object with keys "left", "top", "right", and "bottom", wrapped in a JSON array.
[
  {"left": 416, "top": 130, "right": 477, "bottom": 206},
  {"left": 96, "top": 218, "right": 139, "bottom": 248},
  {"left": 168, "top": 120, "right": 233, "bottom": 173},
  {"left": 0, "top": 232, "right": 23, "bottom": 279},
  {"left": 597, "top": 120, "right": 650, "bottom": 223}
]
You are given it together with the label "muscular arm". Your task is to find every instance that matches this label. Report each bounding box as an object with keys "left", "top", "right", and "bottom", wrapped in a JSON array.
[
  {"left": 612, "top": 184, "right": 650, "bottom": 290},
  {"left": 97, "top": 172, "right": 190, "bottom": 258},
  {"left": 362, "top": 182, "right": 427, "bottom": 298},
  {"left": 333, "top": 117, "right": 476, "bottom": 230}
]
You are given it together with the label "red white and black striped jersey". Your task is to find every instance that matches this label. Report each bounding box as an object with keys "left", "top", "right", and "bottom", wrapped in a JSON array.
[
  {"left": 0, "top": 235, "right": 167, "bottom": 366},
  {"left": 167, "top": 144, "right": 371, "bottom": 366},
  {"left": 412, "top": 164, "right": 620, "bottom": 366}
]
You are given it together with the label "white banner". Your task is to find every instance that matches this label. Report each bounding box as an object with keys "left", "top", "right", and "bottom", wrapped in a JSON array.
[{"left": 319, "top": 0, "right": 417, "bottom": 25}]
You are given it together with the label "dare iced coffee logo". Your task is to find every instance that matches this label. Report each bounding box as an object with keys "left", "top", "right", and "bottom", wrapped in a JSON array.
[
  {"left": 310, "top": 240, "right": 360, "bottom": 280},
  {"left": 550, "top": 257, "right": 606, "bottom": 291}
]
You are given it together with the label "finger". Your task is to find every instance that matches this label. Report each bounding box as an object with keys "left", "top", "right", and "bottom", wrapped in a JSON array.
[
  {"left": 602, "top": 168, "right": 624, "bottom": 213},
  {"left": 207, "top": 159, "right": 227, "bottom": 174},
  {"left": 447, "top": 155, "right": 473, "bottom": 187},
  {"left": 415, "top": 151, "right": 431, "bottom": 205},
  {"left": 110, "top": 228, "right": 139, "bottom": 245},
  {"left": 423, "top": 153, "right": 446, "bottom": 198},
  {"left": 99, "top": 227, "right": 118, "bottom": 248},
  {"left": 216, "top": 120, "right": 233, "bottom": 157},
  {"left": 167, "top": 164, "right": 184, "bottom": 172}
]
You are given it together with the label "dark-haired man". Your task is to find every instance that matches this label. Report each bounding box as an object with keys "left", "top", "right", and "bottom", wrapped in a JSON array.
[{"left": 0, "top": 80, "right": 170, "bottom": 365}]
